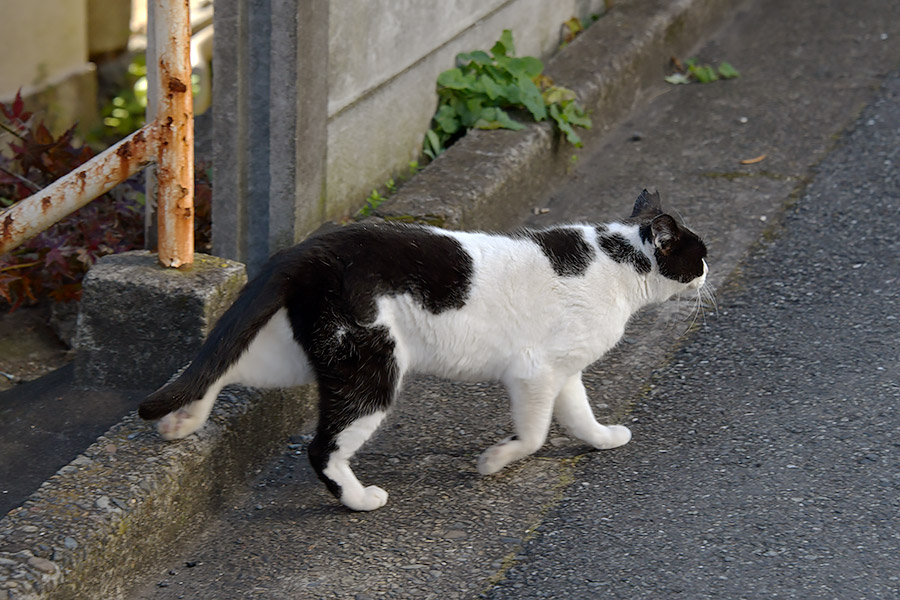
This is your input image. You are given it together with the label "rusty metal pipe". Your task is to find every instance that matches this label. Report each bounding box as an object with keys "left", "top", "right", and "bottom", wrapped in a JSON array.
[
  {"left": 153, "top": 0, "right": 195, "bottom": 267},
  {"left": 0, "top": 125, "right": 158, "bottom": 257}
]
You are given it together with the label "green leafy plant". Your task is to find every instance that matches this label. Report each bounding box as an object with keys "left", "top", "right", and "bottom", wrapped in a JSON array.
[
  {"left": 95, "top": 54, "right": 202, "bottom": 144},
  {"left": 665, "top": 58, "right": 740, "bottom": 85},
  {"left": 355, "top": 162, "right": 425, "bottom": 218},
  {"left": 358, "top": 188, "right": 387, "bottom": 217},
  {"left": 424, "top": 29, "right": 592, "bottom": 159},
  {"left": 98, "top": 55, "right": 149, "bottom": 139},
  {"left": 0, "top": 91, "right": 212, "bottom": 310}
]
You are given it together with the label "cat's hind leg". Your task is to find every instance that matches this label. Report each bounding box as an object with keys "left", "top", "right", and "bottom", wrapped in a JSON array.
[
  {"left": 477, "top": 374, "right": 561, "bottom": 475},
  {"left": 157, "top": 379, "right": 226, "bottom": 440},
  {"left": 156, "top": 308, "right": 312, "bottom": 440},
  {"left": 306, "top": 327, "right": 399, "bottom": 511},
  {"left": 553, "top": 371, "right": 631, "bottom": 450},
  {"left": 309, "top": 409, "right": 390, "bottom": 511}
]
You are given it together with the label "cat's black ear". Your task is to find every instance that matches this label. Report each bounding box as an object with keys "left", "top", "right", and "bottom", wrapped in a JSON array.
[
  {"left": 631, "top": 189, "right": 663, "bottom": 219},
  {"left": 650, "top": 214, "right": 679, "bottom": 255}
]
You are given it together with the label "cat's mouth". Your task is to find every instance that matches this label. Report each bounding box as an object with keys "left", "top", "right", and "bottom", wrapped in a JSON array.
[{"left": 687, "top": 259, "right": 709, "bottom": 290}]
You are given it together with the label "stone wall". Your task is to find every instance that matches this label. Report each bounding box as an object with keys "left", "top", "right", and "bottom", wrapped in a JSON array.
[
  {"left": 0, "top": 0, "right": 98, "bottom": 135},
  {"left": 325, "top": 0, "right": 609, "bottom": 223}
]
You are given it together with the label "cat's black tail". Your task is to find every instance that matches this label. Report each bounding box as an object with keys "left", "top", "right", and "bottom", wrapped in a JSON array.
[{"left": 138, "top": 255, "right": 291, "bottom": 420}]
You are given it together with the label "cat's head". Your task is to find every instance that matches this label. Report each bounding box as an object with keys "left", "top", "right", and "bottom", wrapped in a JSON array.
[{"left": 630, "top": 189, "right": 708, "bottom": 290}]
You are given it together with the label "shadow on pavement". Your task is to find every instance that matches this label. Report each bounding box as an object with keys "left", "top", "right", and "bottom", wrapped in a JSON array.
[{"left": 0, "top": 364, "right": 148, "bottom": 515}]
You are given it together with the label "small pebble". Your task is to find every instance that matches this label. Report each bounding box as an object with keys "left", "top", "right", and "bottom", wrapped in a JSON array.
[
  {"left": 739, "top": 116, "right": 749, "bottom": 124},
  {"left": 64, "top": 537, "right": 78, "bottom": 550},
  {"left": 27, "top": 557, "right": 57, "bottom": 574}
]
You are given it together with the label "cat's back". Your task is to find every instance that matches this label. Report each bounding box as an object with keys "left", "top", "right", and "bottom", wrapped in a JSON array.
[{"left": 275, "top": 222, "right": 477, "bottom": 322}]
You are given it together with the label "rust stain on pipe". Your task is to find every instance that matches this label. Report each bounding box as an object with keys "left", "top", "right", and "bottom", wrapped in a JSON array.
[
  {"left": 0, "top": 0, "right": 195, "bottom": 267},
  {"left": 0, "top": 124, "right": 159, "bottom": 256},
  {"left": 168, "top": 78, "right": 188, "bottom": 93},
  {"left": 153, "top": 0, "right": 194, "bottom": 267}
]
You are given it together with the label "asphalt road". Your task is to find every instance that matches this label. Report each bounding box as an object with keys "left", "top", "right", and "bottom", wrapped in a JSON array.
[
  {"left": 485, "top": 70, "right": 900, "bottom": 600},
  {"left": 131, "top": 1, "right": 900, "bottom": 598}
]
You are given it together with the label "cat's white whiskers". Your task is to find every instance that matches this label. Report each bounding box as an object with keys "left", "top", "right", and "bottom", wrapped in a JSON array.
[
  {"left": 681, "top": 293, "right": 703, "bottom": 336},
  {"left": 699, "top": 283, "right": 718, "bottom": 320},
  {"left": 677, "top": 283, "right": 713, "bottom": 338}
]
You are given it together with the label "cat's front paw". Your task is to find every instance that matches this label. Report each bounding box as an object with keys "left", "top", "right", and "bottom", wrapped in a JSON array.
[
  {"left": 477, "top": 438, "right": 520, "bottom": 475},
  {"left": 157, "top": 409, "right": 204, "bottom": 440},
  {"left": 342, "top": 485, "right": 389, "bottom": 512},
  {"left": 592, "top": 424, "right": 631, "bottom": 449}
]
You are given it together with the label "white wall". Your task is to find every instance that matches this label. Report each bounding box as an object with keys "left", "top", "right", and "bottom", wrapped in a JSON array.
[{"left": 0, "top": 0, "right": 90, "bottom": 100}]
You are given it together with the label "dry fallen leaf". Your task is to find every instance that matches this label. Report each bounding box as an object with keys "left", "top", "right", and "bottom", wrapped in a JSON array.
[{"left": 740, "top": 154, "right": 767, "bottom": 165}]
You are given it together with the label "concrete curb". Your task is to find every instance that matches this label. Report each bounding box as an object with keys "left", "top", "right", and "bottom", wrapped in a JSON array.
[
  {"left": 0, "top": 1, "right": 738, "bottom": 597},
  {"left": 381, "top": 0, "right": 741, "bottom": 229},
  {"left": 0, "top": 385, "right": 316, "bottom": 599}
]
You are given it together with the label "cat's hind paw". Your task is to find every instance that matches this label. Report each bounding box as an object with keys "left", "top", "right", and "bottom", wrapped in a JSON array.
[
  {"left": 157, "top": 409, "right": 205, "bottom": 440},
  {"left": 342, "top": 485, "right": 389, "bottom": 512}
]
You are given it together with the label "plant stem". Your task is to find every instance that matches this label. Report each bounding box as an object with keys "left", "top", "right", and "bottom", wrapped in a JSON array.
[
  {"left": 0, "top": 122, "right": 26, "bottom": 140},
  {"left": 0, "top": 166, "right": 42, "bottom": 192},
  {"left": 0, "top": 261, "right": 40, "bottom": 272}
]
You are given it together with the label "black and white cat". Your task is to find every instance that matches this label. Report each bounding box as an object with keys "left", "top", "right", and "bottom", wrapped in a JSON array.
[{"left": 139, "top": 189, "right": 708, "bottom": 511}]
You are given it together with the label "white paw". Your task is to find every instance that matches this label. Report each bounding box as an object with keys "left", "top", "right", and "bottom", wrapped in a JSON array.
[
  {"left": 342, "top": 485, "right": 389, "bottom": 512},
  {"left": 477, "top": 440, "right": 517, "bottom": 475},
  {"left": 593, "top": 424, "right": 631, "bottom": 449},
  {"left": 157, "top": 409, "right": 204, "bottom": 440}
]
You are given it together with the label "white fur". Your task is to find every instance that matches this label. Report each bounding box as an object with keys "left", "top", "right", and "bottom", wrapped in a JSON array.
[
  {"left": 322, "top": 411, "right": 389, "bottom": 511},
  {"left": 157, "top": 309, "right": 312, "bottom": 440},
  {"left": 158, "top": 223, "right": 706, "bottom": 509}
]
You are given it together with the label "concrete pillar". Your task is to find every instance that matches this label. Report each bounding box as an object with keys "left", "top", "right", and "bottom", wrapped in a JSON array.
[
  {"left": 74, "top": 251, "right": 246, "bottom": 390},
  {"left": 212, "top": 0, "right": 328, "bottom": 276}
]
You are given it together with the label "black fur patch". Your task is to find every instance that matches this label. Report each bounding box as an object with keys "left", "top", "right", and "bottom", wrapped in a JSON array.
[
  {"left": 305, "top": 323, "right": 398, "bottom": 501},
  {"left": 524, "top": 228, "right": 594, "bottom": 276},
  {"left": 281, "top": 222, "right": 473, "bottom": 323},
  {"left": 637, "top": 217, "right": 708, "bottom": 283},
  {"left": 655, "top": 229, "right": 707, "bottom": 283},
  {"left": 139, "top": 222, "right": 472, "bottom": 421},
  {"left": 139, "top": 252, "right": 293, "bottom": 419},
  {"left": 596, "top": 230, "right": 652, "bottom": 274},
  {"left": 281, "top": 222, "right": 473, "bottom": 501}
]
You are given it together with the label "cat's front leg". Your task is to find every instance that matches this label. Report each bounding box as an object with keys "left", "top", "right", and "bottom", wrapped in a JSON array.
[
  {"left": 477, "top": 374, "right": 561, "bottom": 475},
  {"left": 553, "top": 371, "right": 631, "bottom": 450}
]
